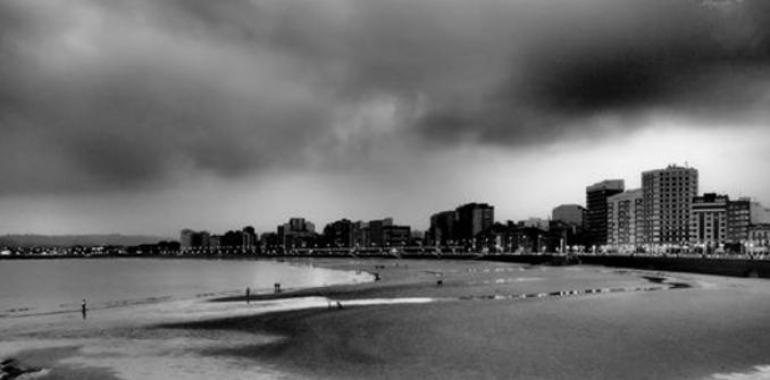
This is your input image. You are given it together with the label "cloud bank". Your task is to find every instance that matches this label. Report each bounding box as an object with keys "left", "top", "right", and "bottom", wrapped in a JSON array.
[{"left": 1, "top": 0, "right": 768, "bottom": 194}]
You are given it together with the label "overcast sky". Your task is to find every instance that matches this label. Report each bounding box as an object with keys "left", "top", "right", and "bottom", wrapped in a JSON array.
[{"left": 1, "top": 0, "right": 769, "bottom": 236}]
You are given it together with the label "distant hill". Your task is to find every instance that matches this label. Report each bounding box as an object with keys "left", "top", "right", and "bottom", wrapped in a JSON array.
[{"left": 0, "top": 234, "right": 174, "bottom": 247}]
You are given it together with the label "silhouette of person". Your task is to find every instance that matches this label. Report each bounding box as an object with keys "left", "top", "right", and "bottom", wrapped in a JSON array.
[
  {"left": 81, "top": 299, "right": 87, "bottom": 320},
  {"left": 246, "top": 287, "right": 250, "bottom": 304}
]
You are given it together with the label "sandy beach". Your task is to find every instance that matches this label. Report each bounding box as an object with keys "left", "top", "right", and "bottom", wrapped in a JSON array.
[{"left": 2, "top": 258, "right": 770, "bottom": 379}]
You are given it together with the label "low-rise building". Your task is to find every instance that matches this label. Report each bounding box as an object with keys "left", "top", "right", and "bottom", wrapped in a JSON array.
[
  {"left": 552, "top": 204, "right": 586, "bottom": 227},
  {"left": 748, "top": 224, "right": 770, "bottom": 254},
  {"left": 521, "top": 217, "right": 549, "bottom": 231},
  {"left": 383, "top": 225, "right": 411, "bottom": 246},
  {"left": 690, "top": 193, "right": 729, "bottom": 251},
  {"left": 751, "top": 202, "right": 770, "bottom": 224}
]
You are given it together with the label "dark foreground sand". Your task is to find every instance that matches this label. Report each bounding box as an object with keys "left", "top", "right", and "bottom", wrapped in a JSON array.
[
  {"left": 165, "top": 259, "right": 770, "bottom": 380},
  {"left": 3, "top": 258, "right": 770, "bottom": 379}
]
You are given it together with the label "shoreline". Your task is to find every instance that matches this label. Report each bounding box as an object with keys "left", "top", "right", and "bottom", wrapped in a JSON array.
[
  {"left": 3, "top": 259, "right": 770, "bottom": 379},
  {"left": 0, "top": 258, "right": 377, "bottom": 380},
  {"left": 0, "top": 257, "right": 373, "bottom": 320},
  {"left": 3, "top": 253, "right": 770, "bottom": 280}
]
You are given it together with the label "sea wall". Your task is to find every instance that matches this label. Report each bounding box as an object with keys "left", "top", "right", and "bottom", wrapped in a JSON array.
[
  {"left": 577, "top": 255, "right": 770, "bottom": 278},
  {"left": 487, "top": 254, "right": 770, "bottom": 278}
]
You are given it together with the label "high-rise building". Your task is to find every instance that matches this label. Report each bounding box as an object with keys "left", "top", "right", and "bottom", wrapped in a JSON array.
[
  {"left": 323, "top": 219, "right": 354, "bottom": 247},
  {"left": 455, "top": 203, "right": 494, "bottom": 242},
  {"left": 429, "top": 210, "right": 458, "bottom": 246},
  {"left": 552, "top": 204, "right": 586, "bottom": 227},
  {"left": 367, "top": 218, "right": 394, "bottom": 247},
  {"left": 351, "top": 221, "right": 368, "bottom": 247},
  {"left": 180, "top": 229, "right": 194, "bottom": 249},
  {"left": 606, "top": 189, "right": 643, "bottom": 251},
  {"left": 586, "top": 179, "right": 625, "bottom": 246},
  {"left": 286, "top": 218, "right": 315, "bottom": 234},
  {"left": 242, "top": 226, "right": 258, "bottom": 250},
  {"left": 278, "top": 217, "right": 317, "bottom": 248},
  {"left": 221, "top": 230, "right": 243, "bottom": 248},
  {"left": 354, "top": 218, "right": 411, "bottom": 247},
  {"left": 690, "top": 193, "right": 729, "bottom": 249},
  {"left": 191, "top": 231, "right": 210, "bottom": 248},
  {"left": 727, "top": 198, "right": 751, "bottom": 243},
  {"left": 641, "top": 165, "right": 698, "bottom": 246},
  {"left": 209, "top": 235, "right": 221, "bottom": 249},
  {"left": 180, "top": 229, "right": 208, "bottom": 249}
]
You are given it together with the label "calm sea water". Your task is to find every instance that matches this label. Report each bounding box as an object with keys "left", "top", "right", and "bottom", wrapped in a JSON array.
[{"left": 0, "top": 258, "right": 369, "bottom": 316}]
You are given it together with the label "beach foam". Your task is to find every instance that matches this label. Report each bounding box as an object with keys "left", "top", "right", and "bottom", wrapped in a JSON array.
[{"left": 709, "top": 365, "right": 770, "bottom": 380}]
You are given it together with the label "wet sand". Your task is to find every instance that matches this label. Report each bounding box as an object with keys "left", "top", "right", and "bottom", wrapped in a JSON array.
[
  {"left": 3, "top": 259, "right": 770, "bottom": 379},
  {"left": 177, "top": 259, "right": 770, "bottom": 380}
]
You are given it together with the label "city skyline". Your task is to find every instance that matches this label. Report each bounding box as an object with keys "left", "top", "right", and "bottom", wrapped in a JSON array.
[
  {"left": 4, "top": 161, "right": 770, "bottom": 253},
  {"left": 1, "top": 159, "right": 768, "bottom": 236},
  {"left": 1, "top": 0, "right": 769, "bottom": 236}
]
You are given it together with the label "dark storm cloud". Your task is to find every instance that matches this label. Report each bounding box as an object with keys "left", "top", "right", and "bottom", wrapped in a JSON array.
[
  {"left": 0, "top": 0, "right": 768, "bottom": 194},
  {"left": 416, "top": 0, "right": 770, "bottom": 144},
  {"left": 0, "top": 0, "right": 333, "bottom": 193}
]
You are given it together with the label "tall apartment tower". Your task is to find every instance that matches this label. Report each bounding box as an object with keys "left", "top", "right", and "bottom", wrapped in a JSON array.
[
  {"left": 727, "top": 198, "right": 751, "bottom": 243},
  {"left": 323, "top": 219, "right": 354, "bottom": 247},
  {"left": 455, "top": 203, "right": 494, "bottom": 242},
  {"left": 586, "top": 180, "right": 625, "bottom": 247},
  {"left": 641, "top": 165, "right": 698, "bottom": 246},
  {"left": 690, "top": 193, "right": 728, "bottom": 248},
  {"left": 606, "top": 189, "right": 643, "bottom": 252},
  {"left": 180, "top": 229, "right": 194, "bottom": 249},
  {"left": 429, "top": 210, "right": 458, "bottom": 245},
  {"left": 368, "top": 218, "right": 394, "bottom": 247}
]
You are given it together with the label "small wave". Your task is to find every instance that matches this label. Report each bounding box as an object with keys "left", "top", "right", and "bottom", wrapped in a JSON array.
[
  {"left": 467, "top": 277, "right": 544, "bottom": 285},
  {"left": 3, "top": 307, "right": 32, "bottom": 314},
  {"left": 16, "top": 368, "right": 50, "bottom": 379},
  {"left": 708, "top": 365, "right": 770, "bottom": 380},
  {"left": 338, "top": 298, "right": 435, "bottom": 306},
  {"left": 457, "top": 284, "right": 668, "bottom": 302}
]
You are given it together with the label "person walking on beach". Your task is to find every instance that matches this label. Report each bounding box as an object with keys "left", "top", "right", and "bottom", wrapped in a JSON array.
[
  {"left": 245, "top": 287, "right": 250, "bottom": 304},
  {"left": 81, "top": 299, "right": 87, "bottom": 320}
]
